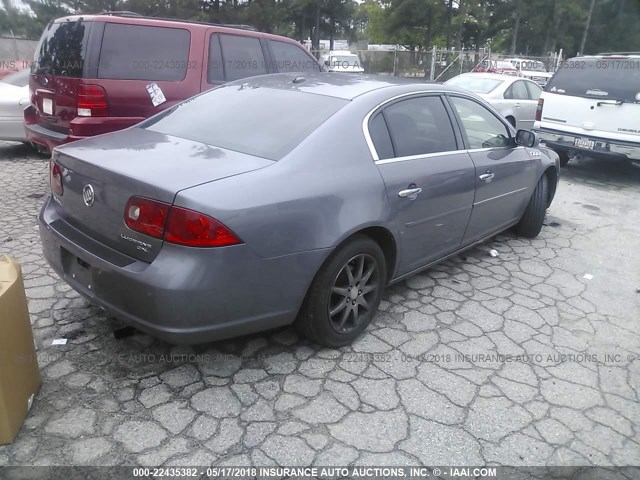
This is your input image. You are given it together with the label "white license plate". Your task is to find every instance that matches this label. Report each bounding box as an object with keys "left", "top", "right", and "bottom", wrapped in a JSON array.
[
  {"left": 574, "top": 137, "right": 595, "bottom": 150},
  {"left": 42, "top": 98, "right": 53, "bottom": 115}
]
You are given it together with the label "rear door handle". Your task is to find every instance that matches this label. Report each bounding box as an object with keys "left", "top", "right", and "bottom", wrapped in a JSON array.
[
  {"left": 479, "top": 172, "right": 495, "bottom": 182},
  {"left": 398, "top": 187, "right": 422, "bottom": 199}
]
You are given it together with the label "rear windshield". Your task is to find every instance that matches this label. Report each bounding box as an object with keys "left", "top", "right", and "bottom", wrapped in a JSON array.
[
  {"left": 144, "top": 85, "right": 347, "bottom": 160},
  {"left": 547, "top": 58, "right": 640, "bottom": 103},
  {"left": 447, "top": 76, "right": 502, "bottom": 94},
  {"left": 33, "top": 20, "right": 88, "bottom": 77}
]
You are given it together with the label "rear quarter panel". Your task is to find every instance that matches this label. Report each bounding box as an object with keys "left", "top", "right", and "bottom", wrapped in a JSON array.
[{"left": 172, "top": 94, "right": 395, "bottom": 260}]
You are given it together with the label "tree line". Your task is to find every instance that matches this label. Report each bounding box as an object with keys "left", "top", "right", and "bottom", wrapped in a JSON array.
[{"left": 1, "top": 0, "right": 639, "bottom": 57}]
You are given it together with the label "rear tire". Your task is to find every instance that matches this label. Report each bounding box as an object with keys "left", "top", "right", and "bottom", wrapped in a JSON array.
[
  {"left": 557, "top": 150, "right": 571, "bottom": 167},
  {"left": 506, "top": 116, "right": 516, "bottom": 128},
  {"left": 515, "top": 175, "right": 548, "bottom": 238},
  {"left": 296, "top": 235, "right": 387, "bottom": 348}
]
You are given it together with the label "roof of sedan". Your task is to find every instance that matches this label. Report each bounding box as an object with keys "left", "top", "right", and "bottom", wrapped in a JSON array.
[{"left": 227, "top": 73, "right": 446, "bottom": 100}]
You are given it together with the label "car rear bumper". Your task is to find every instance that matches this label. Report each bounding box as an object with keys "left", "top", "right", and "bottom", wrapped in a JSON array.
[
  {"left": 0, "top": 116, "right": 27, "bottom": 142},
  {"left": 24, "top": 105, "right": 145, "bottom": 151},
  {"left": 534, "top": 126, "right": 640, "bottom": 162},
  {"left": 39, "top": 196, "right": 329, "bottom": 344}
]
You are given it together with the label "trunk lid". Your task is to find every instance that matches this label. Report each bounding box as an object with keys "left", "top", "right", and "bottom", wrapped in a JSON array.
[
  {"left": 542, "top": 57, "right": 640, "bottom": 142},
  {"left": 52, "top": 128, "right": 274, "bottom": 262}
]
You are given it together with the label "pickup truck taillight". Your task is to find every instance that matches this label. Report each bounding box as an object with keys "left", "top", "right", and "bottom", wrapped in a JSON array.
[{"left": 535, "top": 98, "right": 544, "bottom": 122}]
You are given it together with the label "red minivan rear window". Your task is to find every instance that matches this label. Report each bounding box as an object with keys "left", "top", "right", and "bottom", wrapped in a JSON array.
[{"left": 33, "top": 20, "right": 89, "bottom": 77}]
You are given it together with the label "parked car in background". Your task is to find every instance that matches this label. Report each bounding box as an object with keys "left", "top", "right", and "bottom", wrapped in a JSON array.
[
  {"left": 505, "top": 58, "right": 553, "bottom": 86},
  {"left": 25, "top": 13, "right": 322, "bottom": 153},
  {"left": 534, "top": 54, "right": 640, "bottom": 167},
  {"left": 472, "top": 60, "right": 518, "bottom": 76},
  {"left": 492, "top": 60, "right": 519, "bottom": 75},
  {"left": 446, "top": 72, "right": 543, "bottom": 130},
  {"left": 0, "top": 68, "right": 30, "bottom": 143},
  {"left": 39, "top": 73, "right": 558, "bottom": 347},
  {"left": 320, "top": 51, "right": 364, "bottom": 73}
]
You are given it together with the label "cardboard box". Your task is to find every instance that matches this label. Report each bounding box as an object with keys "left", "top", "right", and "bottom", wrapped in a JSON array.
[{"left": 0, "top": 256, "right": 41, "bottom": 445}]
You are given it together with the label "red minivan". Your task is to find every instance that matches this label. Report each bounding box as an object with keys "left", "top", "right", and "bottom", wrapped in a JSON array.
[{"left": 25, "top": 13, "right": 322, "bottom": 152}]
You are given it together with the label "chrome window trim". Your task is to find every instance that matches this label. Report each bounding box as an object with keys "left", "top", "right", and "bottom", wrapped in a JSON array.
[
  {"left": 362, "top": 90, "right": 504, "bottom": 163},
  {"left": 375, "top": 150, "right": 467, "bottom": 165}
]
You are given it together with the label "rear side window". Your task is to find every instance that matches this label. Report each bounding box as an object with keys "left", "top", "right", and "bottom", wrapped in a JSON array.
[
  {"left": 269, "top": 40, "right": 320, "bottom": 73},
  {"left": 33, "top": 20, "right": 88, "bottom": 77},
  {"left": 368, "top": 113, "right": 394, "bottom": 160},
  {"left": 219, "top": 34, "right": 266, "bottom": 81},
  {"left": 504, "top": 80, "right": 529, "bottom": 100},
  {"left": 547, "top": 58, "right": 640, "bottom": 103},
  {"left": 144, "top": 86, "right": 346, "bottom": 160},
  {"left": 382, "top": 96, "right": 458, "bottom": 157},
  {"left": 98, "top": 24, "right": 190, "bottom": 81},
  {"left": 526, "top": 81, "right": 542, "bottom": 99}
]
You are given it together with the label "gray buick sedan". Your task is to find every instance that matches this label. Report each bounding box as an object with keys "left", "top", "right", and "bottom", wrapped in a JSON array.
[{"left": 39, "top": 73, "right": 559, "bottom": 347}]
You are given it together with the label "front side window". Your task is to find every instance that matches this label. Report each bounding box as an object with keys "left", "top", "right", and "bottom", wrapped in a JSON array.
[
  {"left": 269, "top": 40, "right": 320, "bottom": 73},
  {"left": 219, "top": 34, "right": 266, "bottom": 81},
  {"left": 382, "top": 96, "right": 458, "bottom": 157},
  {"left": 450, "top": 96, "right": 512, "bottom": 149},
  {"left": 98, "top": 24, "right": 190, "bottom": 81}
]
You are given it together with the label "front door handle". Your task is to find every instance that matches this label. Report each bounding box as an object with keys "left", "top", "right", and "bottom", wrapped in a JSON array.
[
  {"left": 398, "top": 187, "right": 422, "bottom": 199},
  {"left": 479, "top": 172, "right": 495, "bottom": 182}
]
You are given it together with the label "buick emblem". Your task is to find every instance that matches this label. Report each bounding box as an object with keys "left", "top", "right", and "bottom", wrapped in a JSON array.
[{"left": 82, "top": 184, "right": 95, "bottom": 207}]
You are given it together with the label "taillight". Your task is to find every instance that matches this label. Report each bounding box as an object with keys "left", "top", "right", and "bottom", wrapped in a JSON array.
[
  {"left": 50, "top": 160, "right": 63, "bottom": 196},
  {"left": 124, "top": 197, "right": 241, "bottom": 248},
  {"left": 165, "top": 207, "right": 241, "bottom": 248},
  {"left": 535, "top": 98, "right": 544, "bottom": 122},
  {"left": 77, "top": 84, "right": 108, "bottom": 117},
  {"left": 125, "top": 197, "right": 170, "bottom": 238}
]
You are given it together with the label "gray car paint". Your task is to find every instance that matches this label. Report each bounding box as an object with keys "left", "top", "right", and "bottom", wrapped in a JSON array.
[{"left": 39, "top": 73, "right": 559, "bottom": 344}]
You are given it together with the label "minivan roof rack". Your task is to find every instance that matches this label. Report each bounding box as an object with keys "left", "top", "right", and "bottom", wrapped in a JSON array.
[
  {"left": 98, "top": 11, "right": 144, "bottom": 17},
  {"left": 95, "top": 11, "right": 257, "bottom": 31}
]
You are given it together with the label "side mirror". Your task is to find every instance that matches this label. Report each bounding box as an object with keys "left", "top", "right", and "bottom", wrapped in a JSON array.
[
  {"left": 324, "top": 60, "right": 330, "bottom": 66},
  {"left": 515, "top": 129, "right": 539, "bottom": 148}
]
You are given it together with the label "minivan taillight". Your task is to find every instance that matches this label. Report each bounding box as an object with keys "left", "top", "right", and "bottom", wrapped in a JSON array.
[
  {"left": 124, "top": 197, "right": 242, "bottom": 248},
  {"left": 50, "top": 160, "right": 63, "bottom": 196},
  {"left": 535, "top": 98, "right": 544, "bottom": 122},
  {"left": 77, "top": 84, "right": 108, "bottom": 117}
]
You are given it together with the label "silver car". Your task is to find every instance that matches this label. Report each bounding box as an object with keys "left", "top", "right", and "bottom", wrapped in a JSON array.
[
  {"left": 446, "top": 72, "right": 543, "bottom": 130},
  {"left": 39, "top": 73, "right": 559, "bottom": 346},
  {"left": 0, "top": 69, "right": 30, "bottom": 142}
]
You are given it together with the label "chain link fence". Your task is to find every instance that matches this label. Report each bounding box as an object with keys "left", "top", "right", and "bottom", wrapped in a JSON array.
[{"left": 310, "top": 47, "right": 563, "bottom": 82}]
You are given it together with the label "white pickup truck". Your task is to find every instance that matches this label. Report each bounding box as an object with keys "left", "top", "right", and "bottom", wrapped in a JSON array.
[{"left": 533, "top": 54, "right": 640, "bottom": 167}]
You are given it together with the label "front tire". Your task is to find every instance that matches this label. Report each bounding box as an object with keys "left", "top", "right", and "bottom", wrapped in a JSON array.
[
  {"left": 515, "top": 175, "right": 549, "bottom": 238},
  {"left": 296, "top": 235, "right": 387, "bottom": 347}
]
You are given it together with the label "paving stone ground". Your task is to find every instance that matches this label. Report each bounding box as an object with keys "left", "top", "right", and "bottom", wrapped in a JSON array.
[{"left": 0, "top": 141, "right": 639, "bottom": 467}]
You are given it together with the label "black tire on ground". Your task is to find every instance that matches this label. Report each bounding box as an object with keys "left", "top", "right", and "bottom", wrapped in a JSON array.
[
  {"left": 515, "top": 174, "right": 549, "bottom": 238},
  {"left": 557, "top": 150, "right": 571, "bottom": 167},
  {"left": 296, "top": 235, "right": 387, "bottom": 348},
  {"left": 506, "top": 116, "right": 516, "bottom": 128}
]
